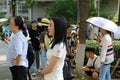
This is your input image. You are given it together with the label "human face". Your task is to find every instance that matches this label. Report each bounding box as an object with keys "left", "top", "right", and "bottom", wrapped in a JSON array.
[
  {"left": 85, "top": 52, "right": 90, "bottom": 58},
  {"left": 9, "top": 18, "right": 18, "bottom": 33},
  {"left": 100, "top": 28, "right": 107, "bottom": 35},
  {"left": 85, "top": 51, "right": 93, "bottom": 59},
  {"left": 67, "top": 27, "right": 72, "bottom": 36},
  {"left": 48, "top": 19, "right": 54, "bottom": 36},
  {"left": 31, "top": 22, "right": 37, "bottom": 29}
]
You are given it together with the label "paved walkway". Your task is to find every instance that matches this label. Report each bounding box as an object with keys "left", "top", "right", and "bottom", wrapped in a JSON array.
[
  {"left": 0, "top": 40, "right": 41, "bottom": 80},
  {"left": 0, "top": 40, "right": 12, "bottom": 80}
]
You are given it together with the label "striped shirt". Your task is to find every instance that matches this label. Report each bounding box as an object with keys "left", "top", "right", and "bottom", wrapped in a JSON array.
[{"left": 99, "top": 34, "right": 114, "bottom": 64}]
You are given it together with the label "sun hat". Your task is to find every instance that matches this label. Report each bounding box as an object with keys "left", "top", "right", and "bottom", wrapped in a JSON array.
[{"left": 38, "top": 18, "right": 50, "bottom": 26}]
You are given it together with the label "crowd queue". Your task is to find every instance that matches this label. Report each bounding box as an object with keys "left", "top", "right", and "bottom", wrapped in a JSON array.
[{"left": 2, "top": 15, "right": 114, "bottom": 80}]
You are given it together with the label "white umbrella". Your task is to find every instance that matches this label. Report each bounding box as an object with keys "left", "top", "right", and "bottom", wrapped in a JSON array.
[
  {"left": 115, "top": 26, "right": 120, "bottom": 34},
  {"left": 86, "top": 17, "right": 119, "bottom": 34},
  {"left": 0, "top": 18, "right": 8, "bottom": 23}
]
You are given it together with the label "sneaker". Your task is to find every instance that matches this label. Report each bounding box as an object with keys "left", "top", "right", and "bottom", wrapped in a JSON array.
[{"left": 31, "top": 73, "right": 37, "bottom": 77}]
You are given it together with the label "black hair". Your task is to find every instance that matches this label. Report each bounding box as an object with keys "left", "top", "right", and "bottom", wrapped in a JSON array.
[
  {"left": 37, "top": 17, "right": 42, "bottom": 22},
  {"left": 85, "top": 47, "right": 95, "bottom": 54},
  {"left": 41, "top": 25, "right": 48, "bottom": 32},
  {"left": 67, "top": 22, "right": 71, "bottom": 29},
  {"left": 14, "top": 16, "right": 27, "bottom": 37},
  {"left": 50, "top": 16, "right": 67, "bottom": 50}
]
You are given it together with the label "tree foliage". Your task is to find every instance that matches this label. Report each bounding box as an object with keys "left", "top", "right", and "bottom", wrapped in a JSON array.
[
  {"left": 89, "top": 0, "right": 97, "bottom": 17},
  {"left": 47, "top": 0, "right": 77, "bottom": 22},
  {"left": 47, "top": 0, "right": 98, "bottom": 23},
  {"left": 9, "top": 0, "right": 36, "bottom": 8},
  {"left": 25, "top": 0, "right": 37, "bottom": 8},
  {"left": 8, "top": 0, "right": 36, "bottom": 16}
]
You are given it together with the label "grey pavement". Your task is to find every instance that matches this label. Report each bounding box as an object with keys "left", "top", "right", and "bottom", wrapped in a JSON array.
[
  {"left": 0, "top": 40, "right": 40, "bottom": 80},
  {"left": 0, "top": 40, "right": 12, "bottom": 80}
]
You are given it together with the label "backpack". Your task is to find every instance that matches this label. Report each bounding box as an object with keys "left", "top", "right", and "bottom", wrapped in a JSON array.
[{"left": 63, "top": 59, "right": 76, "bottom": 80}]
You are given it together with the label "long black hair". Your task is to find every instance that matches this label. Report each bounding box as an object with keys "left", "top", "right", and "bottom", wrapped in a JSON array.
[
  {"left": 14, "top": 16, "right": 27, "bottom": 37},
  {"left": 50, "top": 17, "right": 67, "bottom": 50}
]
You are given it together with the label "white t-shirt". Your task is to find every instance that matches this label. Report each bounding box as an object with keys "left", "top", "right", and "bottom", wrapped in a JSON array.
[
  {"left": 6, "top": 31, "right": 28, "bottom": 67},
  {"left": 87, "top": 55, "right": 101, "bottom": 69},
  {"left": 44, "top": 42, "right": 67, "bottom": 80}
]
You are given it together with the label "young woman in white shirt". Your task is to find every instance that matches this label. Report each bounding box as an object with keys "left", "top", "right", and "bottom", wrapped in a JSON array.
[{"left": 40, "top": 17, "right": 67, "bottom": 80}]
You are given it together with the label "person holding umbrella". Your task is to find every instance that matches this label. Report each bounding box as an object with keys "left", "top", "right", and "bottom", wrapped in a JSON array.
[
  {"left": 98, "top": 28, "right": 114, "bottom": 80},
  {"left": 86, "top": 17, "right": 115, "bottom": 80}
]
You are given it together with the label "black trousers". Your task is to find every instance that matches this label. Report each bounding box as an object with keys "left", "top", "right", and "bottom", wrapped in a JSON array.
[{"left": 10, "top": 66, "right": 27, "bottom": 80}]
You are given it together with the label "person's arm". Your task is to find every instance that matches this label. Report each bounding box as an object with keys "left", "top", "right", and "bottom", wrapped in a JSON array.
[
  {"left": 39, "top": 32, "right": 45, "bottom": 49},
  {"left": 40, "top": 55, "right": 60, "bottom": 74},
  {"left": 81, "top": 66, "right": 90, "bottom": 71},
  {"left": 12, "top": 55, "right": 22, "bottom": 66},
  {"left": 12, "top": 37, "right": 24, "bottom": 66},
  {"left": 100, "top": 36, "right": 108, "bottom": 64},
  {"left": 90, "top": 68, "right": 99, "bottom": 72},
  {"left": 89, "top": 28, "right": 93, "bottom": 39},
  {"left": 81, "top": 59, "right": 91, "bottom": 71},
  {"left": 74, "top": 38, "right": 80, "bottom": 54},
  {"left": 40, "top": 43, "right": 65, "bottom": 75}
]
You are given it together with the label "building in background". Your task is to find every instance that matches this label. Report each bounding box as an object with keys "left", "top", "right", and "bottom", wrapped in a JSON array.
[
  {"left": 0, "top": 0, "right": 55, "bottom": 21},
  {"left": 0, "top": 0, "right": 10, "bottom": 18}
]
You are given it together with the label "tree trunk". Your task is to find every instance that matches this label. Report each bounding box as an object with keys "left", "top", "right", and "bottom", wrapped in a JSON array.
[
  {"left": 12, "top": 0, "right": 16, "bottom": 17},
  {"left": 118, "top": 0, "right": 120, "bottom": 25},
  {"left": 75, "top": 0, "right": 90, "bottom": 78},
  {"left": 77, "top": 0, "right": 80, "bottom": 21}
]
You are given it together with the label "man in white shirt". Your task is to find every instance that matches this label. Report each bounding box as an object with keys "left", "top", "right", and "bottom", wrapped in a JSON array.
[{"left": 81, "top": 47, "right": 101, "bottom": 80}]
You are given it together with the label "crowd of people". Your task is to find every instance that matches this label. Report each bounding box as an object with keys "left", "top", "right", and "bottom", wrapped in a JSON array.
[
  {"left": 2, "top": 16, "right": 80, "bottom": 80},
  {"left": 1, "top": 15, "right": 115, "bottom": 80}
]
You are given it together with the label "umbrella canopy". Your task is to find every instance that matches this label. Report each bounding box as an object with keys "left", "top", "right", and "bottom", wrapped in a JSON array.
[
  {"left": 115, "top": 26, "right": 120, "bottom": 34},
  {"left": 0, "top": 18, "right": 8, "bottom": 23},
  {"left": 86, "top": 17, "right": 119, "bottom": 34}
]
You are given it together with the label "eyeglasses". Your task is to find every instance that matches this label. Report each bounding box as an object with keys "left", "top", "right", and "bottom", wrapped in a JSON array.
[{"left": 9, "top": 23, "right": 15, "bottom": 26}]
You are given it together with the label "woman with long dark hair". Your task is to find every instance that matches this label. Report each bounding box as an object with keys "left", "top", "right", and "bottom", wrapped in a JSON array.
[
  {"left": 40, "top": 16, "right": 67, "bottom": 80},
  {"left": 5, "top": 16, "right": 28, "bottom": 80}
]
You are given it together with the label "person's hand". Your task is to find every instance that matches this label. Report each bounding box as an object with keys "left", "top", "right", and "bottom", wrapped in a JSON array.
[
  {"left": 40, "top": 43, "right": 45, "bottom": 49},
  {"left": 11, "top": 58, "right": 17, "bottom": 66},
  {"left": 40, "top": 74, "right": 44, "bottom": 80},
  {"left": 101, "top": 62, "right": 105, "bottom": 65},
  {"left": 4, "top": 37, "right": 10, "bottom": 44},
  {"left": 40, "top": 71, "right": 44, "bottom": 80},
  {"left": 74, "top": 50, "right": 77, "bottom": 54},
  {"left": 81, "top": 66, "right": 90, "bottom": 71}
]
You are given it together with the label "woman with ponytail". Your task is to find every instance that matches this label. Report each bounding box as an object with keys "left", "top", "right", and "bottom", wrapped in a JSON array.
[{"left": 5, "top": 16, "right": 28, "bottom": 80}]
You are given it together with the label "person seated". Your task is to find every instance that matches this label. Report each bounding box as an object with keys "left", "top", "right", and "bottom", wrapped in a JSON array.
[{"left": 81, "top": 47, "right": 100, "bottom": 80}]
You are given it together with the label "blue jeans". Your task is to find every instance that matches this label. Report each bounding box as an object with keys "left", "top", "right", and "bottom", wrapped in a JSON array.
[
  {"left": 31, "top": 50, "right": 40, "bottom": 73},
  {"left": 99, "top": 64, "right": 111, "bottom": 80},
  {"left": 40, "top": 49, "right": 47, "bottom": 69}
]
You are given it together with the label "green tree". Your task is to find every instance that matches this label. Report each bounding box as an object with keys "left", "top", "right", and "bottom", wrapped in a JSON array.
[
  {"left": 89, "top": 0, "right": 97, "bottom": 17},
  {"left": 47, "top": 0, "right": 77, "bottom": 23},
  {"left": 47, "top": 0, "right": 97, "bottom": 23}
]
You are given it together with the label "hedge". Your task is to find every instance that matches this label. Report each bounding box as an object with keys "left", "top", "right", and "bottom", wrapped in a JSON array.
[{"left": 86, "top": 40, "right": 120, "bottom": 65}]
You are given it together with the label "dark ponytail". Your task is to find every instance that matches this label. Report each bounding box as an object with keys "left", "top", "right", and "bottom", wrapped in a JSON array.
[{"left": 14, "top": 16, "right": 27, "bottom": 37}]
